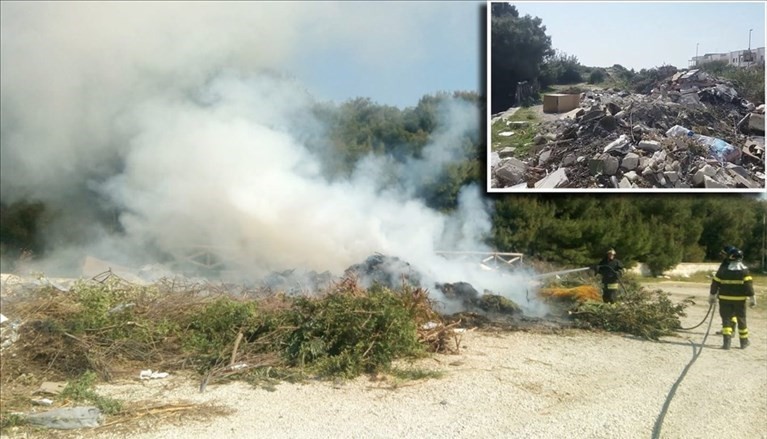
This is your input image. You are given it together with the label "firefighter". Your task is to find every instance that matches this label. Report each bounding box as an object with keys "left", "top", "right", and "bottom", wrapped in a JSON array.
[
  {"left": 709, "top": 247, "right": 756, "bottom": 349},
  {"left": 716, "top": 245, "right": 738, "bottom": 333},
  {"left": 594, "top": 248, "right": 624, "bottom": 304}
]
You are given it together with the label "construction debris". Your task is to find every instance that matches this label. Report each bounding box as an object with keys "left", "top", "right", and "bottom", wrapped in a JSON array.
[{"left": 491, "top": 68, "right": 765, "bottom": 189}]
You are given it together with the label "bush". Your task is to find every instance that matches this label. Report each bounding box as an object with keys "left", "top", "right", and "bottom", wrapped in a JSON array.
[
  {"left": 284, "top": 284, "right": 425, "bottom": 377},
  {"left": 571, "top": 286, "right": 692, "bottom": 340},
  {"left": 588, "top": 69, "right": 606, "bottom": 84}
]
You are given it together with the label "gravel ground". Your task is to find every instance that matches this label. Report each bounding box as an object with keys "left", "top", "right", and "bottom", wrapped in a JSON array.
[
  {"left": 4, "top": 281, "right": 765, "bottom": 439},
  {"left": 85, "top": 282, "right": 766, "bottom": 439}
]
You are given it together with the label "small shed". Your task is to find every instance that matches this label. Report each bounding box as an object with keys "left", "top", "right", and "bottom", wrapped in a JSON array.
[{"left": 543, "top": 93, "right": 580, "bottom": 114}]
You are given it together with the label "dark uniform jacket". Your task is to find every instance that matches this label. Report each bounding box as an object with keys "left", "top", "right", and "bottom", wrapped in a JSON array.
[
  {"left": 710, "top": 262, "right": 754, "bottom": 300},
  {"left": 596, "top": 258, "right": 624, "bottom": 285}
]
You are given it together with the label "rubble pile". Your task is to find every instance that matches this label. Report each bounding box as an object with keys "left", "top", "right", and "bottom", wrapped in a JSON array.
[
  {"left": 261, "top": 269, "right": 334, "bottom": 295},
  {"left": 491, "top": 69, "right": 765, "bottom": 189},
  {"left": 343, "top": 254, "right": 423, "bottom": 290}
]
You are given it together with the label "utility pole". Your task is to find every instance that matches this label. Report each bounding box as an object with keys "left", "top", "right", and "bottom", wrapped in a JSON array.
[
  {"left": 696, "top": 42, "right": 699, "bottom": 66},
  {"left": 748, "top": 29, "right": 753, "bottom": 67}
]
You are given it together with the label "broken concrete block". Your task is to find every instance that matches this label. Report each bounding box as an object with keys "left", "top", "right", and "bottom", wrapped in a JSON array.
[
  {"left": 533, "top": 134, "right": 546, "bottom": 145},
  {"left": 637, "top": 140, "right": 661, "bottom": 152},
  {"left": 26, "top": 407, "right": 103, "bottom": 430},
  {"left": 731, "top": 173, "right": 759, "bottom": 189},
  {"left": 562, "top": 153, "right": 576, "bottom": 166},
  {"left": 599, "top": 115, "right": 618, "bottom": 131},
  {"left": 703, "top": 175, "right": 728, "bottom": 189},
  {"left": 603, "top": 156, "right": 619, "bottom": 175},
  {"left": 637, "top": 157, "right": 650, "bottom": 171},
  {"left": 614, "top": 110, "right": 627, "bottom": 120},
  {"left": 498, "top": 147, "right": 517, "bottom": 158},
  {"left": 490, "top": 152, "right": 501, "bottom": 168},
  {"left": 620, "top": 153, "right": 640, "bottom": 171},
  {"left": 619, "top": 177, "right": 632, "bottom": 188},
  {"left": 544, "top": 133, "right": 557, "bottom": 141},
  {"left": 624, "top": 171, "right": 638, "bottom": 182},
  {"left": 756, "top": 104, "right": 765, "bottom": 114},
  {"left": 561, "top": 107, "right": 585, "bottom": 120},
  {"left": 580, "top": 110, "right": 605, "bottom": 124},
  {"left": 534, "top": 168, "right": 569, "bottom": 189},
  {"left": 725, "top": 163, "right": 749, "bottom": 179},
  {"left": 606, "top": 102, "right": 621, "bottom": 115},
  {"left": 588, "top": 157, "right": 604, "bottom": 176},
  {"left": 558, "top": 125, "right": 578, "bottom": 140},
  {"left": 663, "top": 171, "right": 679, "bottom": 183},
  {"left": 495, "top": 158, "right": 527, "bottom": 185},
  {"left": 538, "top": 149, "right": 552, "bottom": 165},
  {"left": 749, "top": 113, "right": 765, "bottom": 134},
  {"left": 692, "top": 164, "right": 718, "bottom": 186}
]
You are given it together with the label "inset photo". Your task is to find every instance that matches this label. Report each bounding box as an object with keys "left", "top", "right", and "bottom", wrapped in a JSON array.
[{"left": 488, "top": 1, "right": 766, "bottom": 191}]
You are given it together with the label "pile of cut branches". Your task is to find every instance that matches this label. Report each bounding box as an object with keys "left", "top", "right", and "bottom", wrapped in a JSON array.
[{"left": 569, "top": 286, "right": 692, "bottom": 340}]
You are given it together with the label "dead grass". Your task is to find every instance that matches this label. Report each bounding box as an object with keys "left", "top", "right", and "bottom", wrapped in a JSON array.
[{"left": 0, "top": 274, "right": 461, "bottom": 433}]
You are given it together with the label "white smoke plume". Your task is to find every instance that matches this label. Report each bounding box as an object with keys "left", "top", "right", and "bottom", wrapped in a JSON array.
[{"left": 1, "top": 2, "right": 542, "bottom": 314}]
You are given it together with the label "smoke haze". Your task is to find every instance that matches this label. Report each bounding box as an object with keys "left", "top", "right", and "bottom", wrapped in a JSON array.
[{"left": 1, "top": 2, "right": 540, "bottom": 314}]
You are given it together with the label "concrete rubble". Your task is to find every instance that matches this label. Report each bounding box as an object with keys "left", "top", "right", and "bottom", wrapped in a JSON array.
[{"left": 491, "top": 68, "right": 765, "bottom": 189}]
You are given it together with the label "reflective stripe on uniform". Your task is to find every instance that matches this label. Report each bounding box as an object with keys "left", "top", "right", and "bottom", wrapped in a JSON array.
[
  {"left": 739, "top": 328, "right": 749, "bottom": 337},
  {"left": 722, "top": 327, "right": 733, "bottom": 336},
  {"left": 718, "top": 295, "right": 747, "bottom": 301},
  {"left": 606, "top": 283, "right": 619, "bottom": 289},
  {"left": 712, "top": 277, "right": 747, "bottom": 285},
  {"left": 743, "top": 276, "right": 752, "bottom": 281}
]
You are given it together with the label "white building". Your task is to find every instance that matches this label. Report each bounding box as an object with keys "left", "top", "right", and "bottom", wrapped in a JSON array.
[{"left": 689, "top": 47, "right": 765, "bottom": 68}]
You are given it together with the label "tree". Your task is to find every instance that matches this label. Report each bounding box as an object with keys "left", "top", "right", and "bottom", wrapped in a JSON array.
[
  {"left": 490, "top": 5, "right": 553, "bottom": 113},
  {"left": 539, "top": 50, "right": 583, "bottom": 87}
]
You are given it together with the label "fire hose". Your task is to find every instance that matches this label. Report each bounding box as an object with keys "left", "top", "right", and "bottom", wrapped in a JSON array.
[
  {"left": 534, "top": 263, "right": 719, "bottom": 437},
  {"left": 651, "top": 301, "right": 717, "bottom": 439}
]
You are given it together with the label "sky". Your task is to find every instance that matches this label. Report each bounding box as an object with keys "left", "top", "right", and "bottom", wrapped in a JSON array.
[{"left": 510, "top": 1, "right": 767, "bottom": 70}]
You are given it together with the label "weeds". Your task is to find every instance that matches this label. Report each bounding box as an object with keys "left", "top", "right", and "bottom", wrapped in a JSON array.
[{"left": 61, "top": 371, "right": 123, "bottom": 415}]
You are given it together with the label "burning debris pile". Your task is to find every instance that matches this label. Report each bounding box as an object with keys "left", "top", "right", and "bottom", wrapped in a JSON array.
[{"left": 491, "top": 69, "right": 765, "bottom": 189}]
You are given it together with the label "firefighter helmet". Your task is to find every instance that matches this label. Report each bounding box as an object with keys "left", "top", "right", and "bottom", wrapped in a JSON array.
[{"left": 727, "top": 247, "right": 743, "bottom": 261}]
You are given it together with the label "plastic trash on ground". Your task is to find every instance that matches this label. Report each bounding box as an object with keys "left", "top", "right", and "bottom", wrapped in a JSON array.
[
  {"left": 139, "top": 369, "right": 169, "bottom": 380},
  {"left": 665, "top": 125, "right": 694, "bottom": 138},
  {"left": 695, "top": 135, "right": 741, "bottom": 163},
  {"left": 26, "top": 406, "right": 103, "bottom": 430}
]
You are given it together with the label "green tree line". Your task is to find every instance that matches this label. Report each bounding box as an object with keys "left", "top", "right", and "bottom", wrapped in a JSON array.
[
  {"left": 491, "top": 194, "right": 765, "bottom": 274},
  {"left": 491, "top": 4, "right": 765, "bottom": 111}
]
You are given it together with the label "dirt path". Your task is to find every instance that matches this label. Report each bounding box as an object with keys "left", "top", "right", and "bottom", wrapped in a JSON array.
[{"left": 77, "top": 281, "right": 766, "bottom": 439}]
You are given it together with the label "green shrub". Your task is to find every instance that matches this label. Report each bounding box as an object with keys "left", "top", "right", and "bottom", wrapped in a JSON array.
[
  {"left": 571, "top": 286, "right": 691, "bottom": 340},
  {"left": 284, "top": 286, "right": 424, "bottom": 377}
]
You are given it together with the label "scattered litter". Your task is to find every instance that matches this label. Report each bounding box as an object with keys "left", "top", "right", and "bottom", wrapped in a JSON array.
[
  {"left": 26, "top": 406, "right": 103, "bottom": 430},
  {"left": 0, "top": 314, "right": 7, "bottom": 324},
  {"left": 32, "top": 398, "right": 54, "bottom": 406},
  {"left": 139, "top": 369, "right": 169, "bottom": 380},
  {"left": 498, "top": 131, "right": 514, "bottom": 137},
  {"left": 421, "top": 321, "right": 439, "bottom": 330}
]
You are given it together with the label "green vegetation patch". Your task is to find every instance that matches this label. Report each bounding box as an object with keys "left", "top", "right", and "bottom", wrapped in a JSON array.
[
  {"left": 570, "top": 286, "right": 692, "bottom": 340},
  {"left": 491, "top": 109, "right": 539, "bottom": 156}
]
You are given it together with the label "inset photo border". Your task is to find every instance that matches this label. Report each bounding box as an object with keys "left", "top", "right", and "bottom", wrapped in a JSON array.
[{"left": 486, "top": 1, "right": 766, "bottom": 193}]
